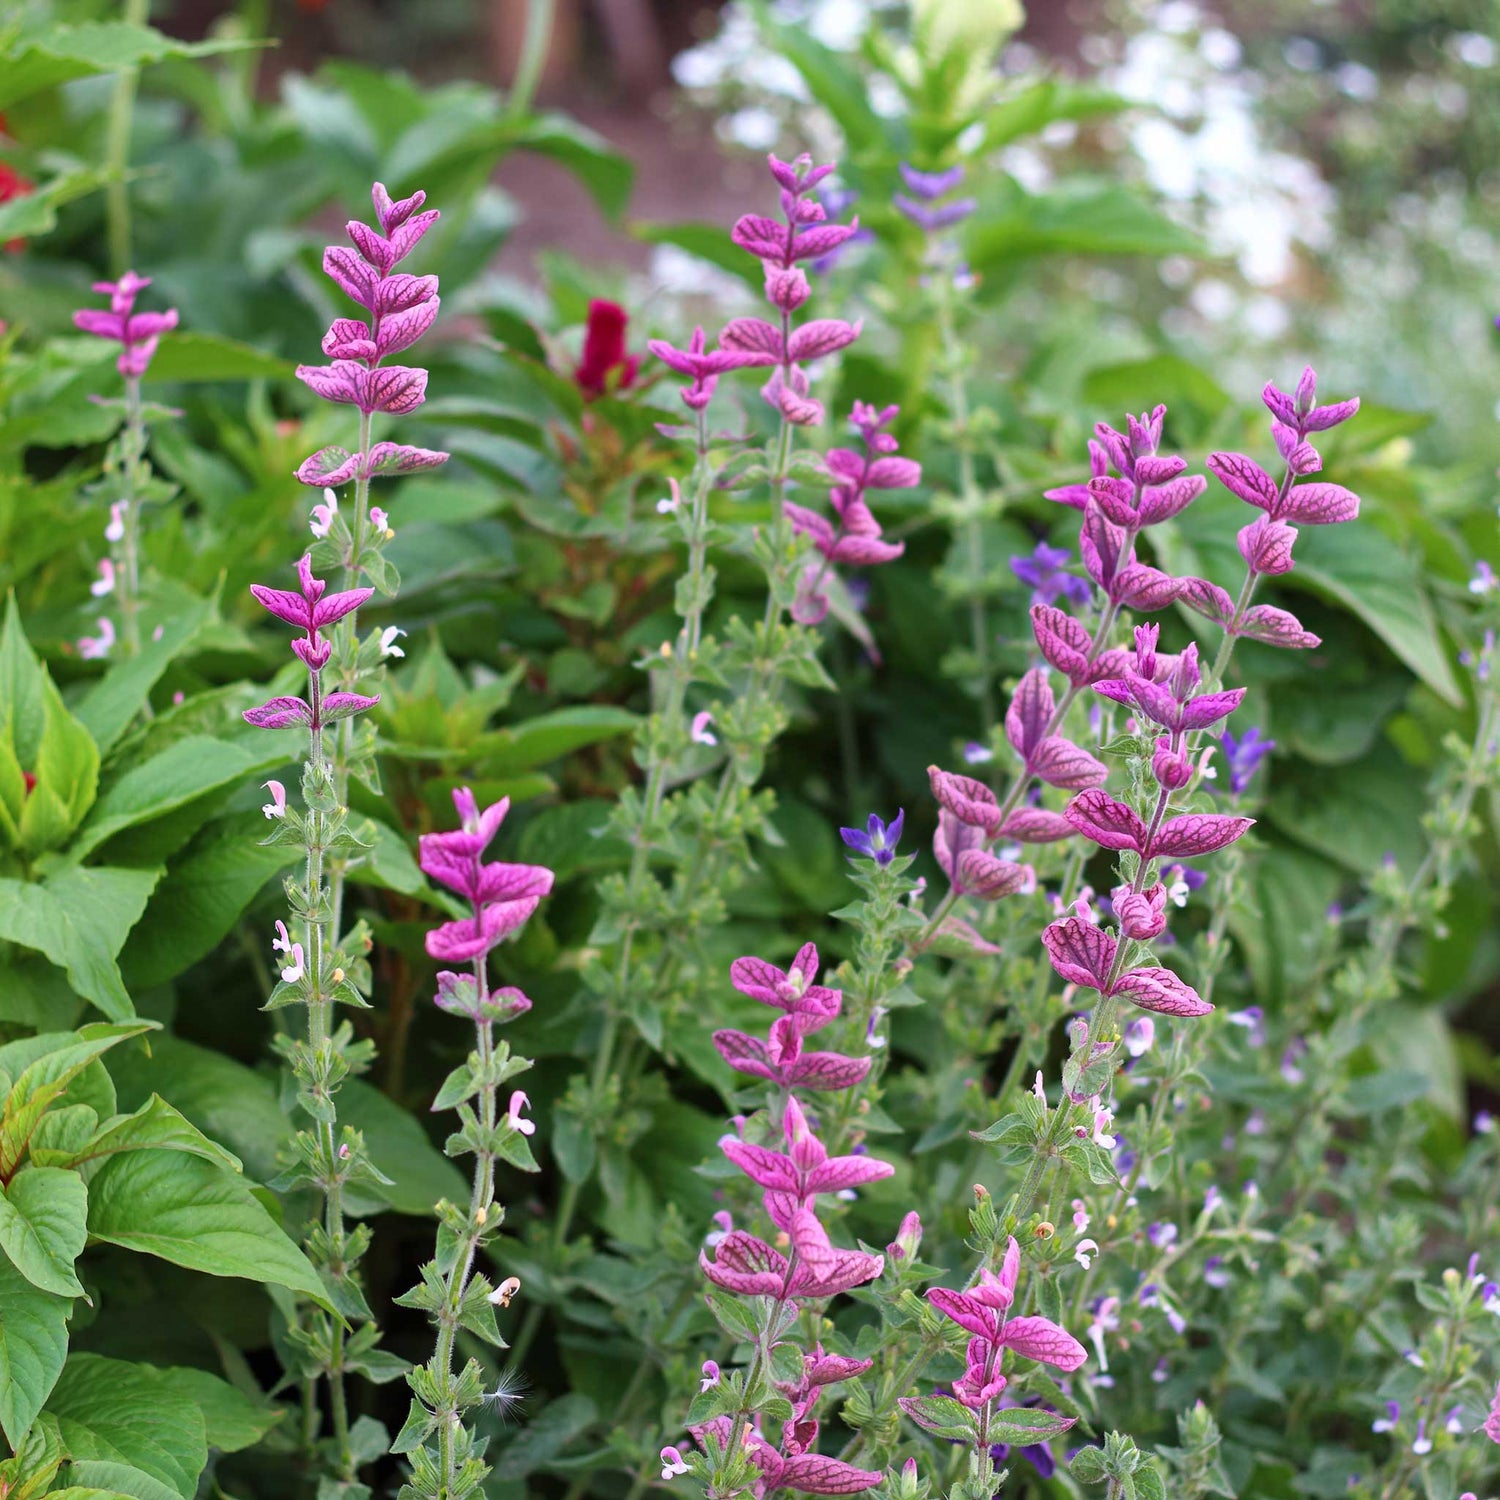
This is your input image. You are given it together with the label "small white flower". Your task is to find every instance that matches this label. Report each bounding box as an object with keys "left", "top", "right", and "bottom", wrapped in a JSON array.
[
  {"left": 657, "top": 478, "right": 683, "bottom": 514},
  {"left": 690, "top": 710, "right": 717, "bottom": 745},
  {"left": 1091, "top": 1108, "right": 1117, "bottom": 1150},
  {"left": 370, "top": 505, "right": 392, "bottom": 536},
  {"left": 105, "top": 502, "right": 127, "bottom": 543},
  {"left": 379, "top": 626, "right": 406, "bottom": 659},
  {"left": 91, "top": 558, "right": 116, "bottom": 597},
  {"left": 660, "top": 1447, "right": 689, "bottom": 1480},
  {"left": 261, "top": 779, "right": 287, "bottom": 819},
  {"left": 1075, "top": 1237, "right": 1100, "bottom": 1269},
  {"left": 699, "top": 1360, "right": 720, "bottom": 1392},
  {"left": 488, "top": 1276, "right": 522, "bottom": 1307}
]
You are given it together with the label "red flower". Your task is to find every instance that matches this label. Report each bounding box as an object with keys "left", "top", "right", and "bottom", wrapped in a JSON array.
[
  {"left": 0, "top": 160, "right": 34, "bottom": 254},
  {"left": 573, "top": 299, "right": 639, "bottom": 400}
]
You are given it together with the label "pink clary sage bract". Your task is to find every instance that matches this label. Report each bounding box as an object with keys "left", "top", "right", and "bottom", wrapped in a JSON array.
[
  {"left": 295, "top": 182, "right": 450, "bottom": 488},
  {"left": 418, "top": 789, "right": 555, "bottom": 967},
  {"left": 73, "top": 271, "right": 179, "bottom": 378},
  {"left": 243, "top": 555, "right": 379, "bottom": 730},
  {"left": 713, "top": 942, "right": 869, "bottom": 1092},
  {"left": 910, "top": 1234, "right": 1087, "bottom": 1420},
  {"left": 787, "top": 401, "right": 915, "bottom": 625}
]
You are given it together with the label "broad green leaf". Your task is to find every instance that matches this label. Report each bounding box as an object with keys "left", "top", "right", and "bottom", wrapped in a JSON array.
[
  {"left": 65, "top": 1095, "right": 241, "bottom": 1174},
  {"left": 146, "top": 1367, "right": 281, "bottom": 1454},
  {"left": 0, "top": 1254, "right": 70, "bottom": 1447},
  {"left": 1082, "top": 355, "right": 1232, "bottom": 429},
  {"left": 44, "top": 1354, "right": 206, "bottom": 1500},
  {"left": 497, "top": 113, "right": 632, "bottom": 220},
  {"left": 983, "top": 76, "right": 1127, "bottom": 149},
  {"left": 118, "top": 819, "right": 297, "bottom": 990},
  {"left": 490, "top": 1394, "right": 598, "bottom": 1483},
  {"left": 1289, "top": 524, "right": 1460, "bottom": 704},
  {"left": 967, "top": 179, "right": 1202, "bottom": 271},
  {"left": 1267, "top": 742, "right": 1427, "bottom": 877},
  {"left": 0, "top": 168, "right": 110, "bottom": 242},
  {"left": 76, "top": 600, "right": 215, "bottom": 755},
  {"left": 1227, "top": 847, "right": 1342, "bottom": 1008},
  {"left": 0, "top": 22, "right": 256, "bottom": 111},
  {"left": 479, "top": 705, "right": 637, "bottom": 777},
  {"left": 1, "top": 1023, "right": 156, "bottom": 1177},
  {"left": 85, "top": 1151, "right": 331, "bottom": 1310},
  {"left": 105, "top": 1036, "right": 285, "bottom": 1183},
  {"left": 140, "top": 333, "right": 293, "bottom": 385},
  {"left": 749, "top": 0, "right": 884, "bottom": 153},
  {"left": 0, "top": 869, "right": 160, "bottom": 1020},
  {"left": 0, "top": 1168, "right": 87, "bottom": 1296},
  {"left": 70, "top": 736, "right": 263, "bottom": 860}
]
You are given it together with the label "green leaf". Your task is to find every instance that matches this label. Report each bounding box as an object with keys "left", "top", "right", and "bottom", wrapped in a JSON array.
[
  {"left": 0, "top": 1254, "right": 70, "bottom": 1447},
  {"left": 0, "top": 1168, "right": 87, "bottom": 1297},
  {"left": 1289, "top": 524, "right": 1460, "bottom": 705},
  {"left": 44, "top": 1354, "right": 207, "bottom": 1500},
  {"left": 0, "top": 868, "right": 160, "bottom": 1019},
  {"left": 983, "top": 77, "right": 1127, "bottom": 150},
  {"left": 498, "top": 114, "right": 632, "bottom": 220},
  {"left": 338, "top": 1079, "right": 467, "bottom": 1219},
  {"left": 85, "top": 1150, "right": 332, "bottom": 1311},
  {"left": 118, "top": 819, "right": 297, "bottom": 990},
  {"left": 1, "top": 1024, "right": 155, "bottom": 1182},
  {"left": 748, "top": 0, "right": 884, "bottom": 153},
  {"left": 967, "top": 180, "right": 1202, "bottom": 272},
  {"left": 984, "top": 1408, "right": 1077, "bottom": 1447},
  {"left": 140, "top": 333, "right": 293, "bottom": 385},
  {"left": 1082, "top": 355, "right": 1232, "bottom": 428},
  {"left": 480, "top": 706, "right": 637, "bottom": 777},
  {"left": 76, "top": 600, "right": 214, "bottom": 755},
  {"left": 0, "top": 597, "right": 100, "bottom": 854},
  {"left": 703, "top": 1288, "right": 760, "bottom": 1343},
  {"left": 104, "top": 1036, "right": 284, "bottom": 1183},
  {"left": 0, "top": 167, "right": 110, "bottom": 242},
  {"left": 65, "top": 1095, "right": 242, "bottom": 1174},
  {"left": 0, "top": 21, "right": 257, "bottom": 111},
  {"left": 148, "top": 1367, "right": 281, "bottom": 1453},
  {"left": 70, "top": 736, "right": 264, "bottom": 860}
]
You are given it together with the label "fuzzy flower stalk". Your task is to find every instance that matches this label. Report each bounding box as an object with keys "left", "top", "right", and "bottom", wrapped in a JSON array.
[
  {"left": 72, "top": 271, "right": 179, "bottom": 661},
  {"left": 391, "top": 789, "right": 553, "bottom": 1500},
  {"left": 509, "top": 151, "right": 870, "bottom": 1378},
  {"left": 295, "top": 181, "right": 449, "bottom": 948},
  {"left": 669, "top": 944, "right": 892, "bottom": 1497},
  {"left": 244, "top": 555, "right": 385, "bottom": 1480}
]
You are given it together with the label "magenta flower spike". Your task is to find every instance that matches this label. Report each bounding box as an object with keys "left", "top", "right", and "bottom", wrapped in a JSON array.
[
  {"left": 922, "top": 1235, "right": 1089, "bottom": 1408},
  {"left": 74, "top": 271, "right": 178, "bottom": 377},
  {"left": 720, "top": 152, "right": 864, "bottom": 428},
  {"left": 419, "top": 788, "right": 555, "bottom": 964},
  {"left": 295, "top": 181, "right": 450, "bottom": 489},
  {"left": 1042, "top": 917, "right": 1212, "bottom": 1017},
  {"left": 787, "top": 402, "right": 915, "bottom": 624}
]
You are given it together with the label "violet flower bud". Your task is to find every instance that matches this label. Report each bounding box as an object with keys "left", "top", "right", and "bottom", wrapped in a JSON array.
[{"left": 888, "top": 1210, "right": 923, "bottom": 1261}]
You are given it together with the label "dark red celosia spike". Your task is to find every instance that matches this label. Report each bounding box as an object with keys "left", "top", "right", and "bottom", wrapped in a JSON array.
[{"left": 574, "top": 299, "right": 634, "bottom": 398}]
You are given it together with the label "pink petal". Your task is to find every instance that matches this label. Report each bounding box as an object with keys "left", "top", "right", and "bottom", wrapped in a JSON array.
[
  {"left": 997, "top": 1315, "right": 1089, "bottom": 1371},
  {"left": 1149, "top": 812, "right": 1253, "bottom": 859},
  {"left": 1112, "top": 965, "right": 1213, "bottom": 1017},
  {"left": 1041, "top": 917, "right": 1114, "bottom": 990},
  {"left": 1207, "top": 451, "right": 1278, "bottom": 509},
  {"left": 1065, "top": 789, "right": 1147, "bottom": 852}
]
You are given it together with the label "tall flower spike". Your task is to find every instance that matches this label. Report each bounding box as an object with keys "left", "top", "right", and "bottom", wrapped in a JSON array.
[
  {"left": 74, "top": 272, "right": 178, "bottom": 378},
  {"left": 295, "top": 181, "right": 450, "bottom": 488}
]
